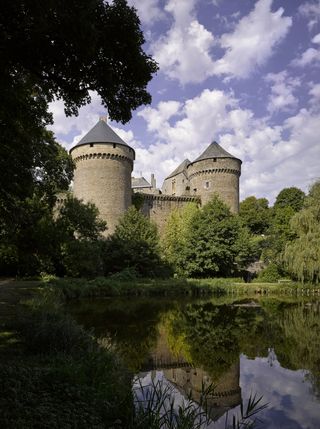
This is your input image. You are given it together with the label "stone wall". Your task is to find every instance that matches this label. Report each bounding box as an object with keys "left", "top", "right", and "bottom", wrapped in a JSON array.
[
  {"left": 141, "top": 194, "right": 200, "bottom": 235},
  {"left": 162, "top": 171, "right": 190, "bottom": 197},
  {"left": 70, "top": 142, "right": 134, "bottom": 235}
]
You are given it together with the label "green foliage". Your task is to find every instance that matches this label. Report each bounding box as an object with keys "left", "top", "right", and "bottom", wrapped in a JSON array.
[
  {"left": 257, "top": 263, "right": 282, "bottom": 283},
  {"left": 162, "top": 203, "right": 199, "bottom": 275},
  {"left": 181, "top": 196, "right": 254, "bottom": 277},
  {"left": 56, "top": 196, "right": 107, "bottom": 240},
  {"left": 132, "top": 192, "right": 145, "bottom": 210},
  {"left": 61, "top": 240, "right": 104, "bottom": 278},
  {"left": 1, "top": 293, "right": 133, "bottom": 428},
  {"left": 274, "top": 187, "right": 305, "bottom": 212},
  {"left": 262, "top": 205, "right": 296, "bottom": 267},
  {"left": 104, "top": 207, "right": 170, "bottom": 277},
  {"left": 240, "top": 196, "right": 270, "bottom": 235},
  {"left": 261, "top": 187, "right": 306, "bottom": 270},
  {"left": 284, "top": 181, "right": 320, "bottom": 283},
  {"left": 1, "top": 0, "right": 157, "bottom": 277},
  {"left": 0, "top": 195, "right": 107, "bottom": 277}
]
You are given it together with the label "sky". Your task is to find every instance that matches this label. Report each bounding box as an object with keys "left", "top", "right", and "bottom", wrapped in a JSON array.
[{"left": 49, "top": 0, "right": 320, "bottom": 204}]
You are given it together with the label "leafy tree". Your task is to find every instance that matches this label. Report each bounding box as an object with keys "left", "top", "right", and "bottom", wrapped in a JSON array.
[
  {"left": 162, "top": 203, "right": 199, "bottom": 275},
  {"left": 261, "top": 187, "right": 305, "bottom": 268},
  {"left": 0, "top": 196, "right": 107, "bottom": 277},
  {"left": 283, "top": 181, "right": 320, "bottom": 283},
  {"left": 274, "top": 187, "right": 305, "bottom": 212},
  {"left": 182, "top": 195, "right": 253, "bottom": 277},
  {"left": 56, "top": 196, "right": 107, "bottom": 240},
  {"left": 239, "top": 196, "right": 270, "bottom": 235},
  {"left": 55, "top": 196, "right": 107, "bottom": 277},
  {"left": 0, "top": 0, "right": 157, "bottom": 230},
  {"left": 262, "top": 205, "right": 296, "bottom": 266},
  {"left": 104, "top": 207, "right": 169, "bottom": 277}
]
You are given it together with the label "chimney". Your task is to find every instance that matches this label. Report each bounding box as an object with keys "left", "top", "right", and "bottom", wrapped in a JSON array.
[{"left": 151, "top": 173, "right": 156, "bottom": 189}]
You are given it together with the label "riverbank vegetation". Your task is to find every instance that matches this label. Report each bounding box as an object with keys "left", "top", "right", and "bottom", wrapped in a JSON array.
[{"left": 1, "top": 181, "right": 319, "bottom": 285}]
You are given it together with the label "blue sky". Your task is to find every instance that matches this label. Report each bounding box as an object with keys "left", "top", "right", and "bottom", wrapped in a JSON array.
[{"left": 49, "top": 0, "right": 320, "bottom": 204}]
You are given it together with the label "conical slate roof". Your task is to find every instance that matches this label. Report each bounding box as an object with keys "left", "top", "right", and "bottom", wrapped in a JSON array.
[
  {"left": 70, "top": 119, "right": 128, "bottom": 151},
  {"left": 166, "top": 159, "right": 191, "bottom": 179},
  {"left": 193, "top": 141, "right": 240, "bottom": 163}
]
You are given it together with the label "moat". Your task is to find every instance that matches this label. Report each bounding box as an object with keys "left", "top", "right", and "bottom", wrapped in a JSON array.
[{"left": 69, "top": 295, "right": 320, "bottom": 428}]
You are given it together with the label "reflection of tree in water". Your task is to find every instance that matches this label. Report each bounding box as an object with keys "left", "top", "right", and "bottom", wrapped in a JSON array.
[
  {"left": 162, "top": 298, "right": 320, "bottom": 396},
  {"left": 71, "top": 298, "right": 178, "bottom": 372},
  {"left": 267, "top": 301, "right": 320, "bottom": 397},
  {"left": 72, "top": 296, "right": 320, "bottom": 396},
  {"left": 163, "top": 302, "right": 264, "bottom": 379}
]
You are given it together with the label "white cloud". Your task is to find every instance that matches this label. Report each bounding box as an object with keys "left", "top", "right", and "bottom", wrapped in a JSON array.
[
  {"left": 126, "top": 0, "right": 165, "bottom": 26},
  {"left": 152, "top": 0, "right": 292, "bottom": 84},
  {"left": 309, "top": 82, "right": 320, "bottom": 102},
  {"left": 137, "top": 88, "right": 320, "bottom": 203},
  {"left": 292, "top": 33, "right": 320, "bottom": 67},
  {"left": 214, "top": 0, "right": 292, "bottom": 78},
  {"left": 299, "top": 0, "right": 320, "bottom": 31},
  {"left": 152, "top": 0, "right": 215, "bottom": 84},
  {"left": 265, "top": 71, "right": 300, "bottom": 114}
]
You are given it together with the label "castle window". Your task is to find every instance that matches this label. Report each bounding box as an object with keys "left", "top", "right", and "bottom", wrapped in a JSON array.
[
  {"left": 113, "top": 143, "right": 116, "bottom": 148},
  {"left": 204, "top": 181, "right": 210, "bottom": 189},
  {"left": 213, "top": 158, "right": 216, "bottom": 162},
  {"left": 172, "top": 180, "right": 176, "bottom": 194},
  {"left": 90, "top": 143, "right": 94, "bottom": 147}
]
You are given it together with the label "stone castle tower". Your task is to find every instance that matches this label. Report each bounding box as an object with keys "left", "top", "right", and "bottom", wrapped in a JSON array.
[
  {"left": 70, "top": 118, "right": 135, "bottom": 234},
  {"left": 162, "top": 142, "right": 242, "bottom": 213},
  {"left": 70, "top": 120, "right": 241, "bottom": 234}
]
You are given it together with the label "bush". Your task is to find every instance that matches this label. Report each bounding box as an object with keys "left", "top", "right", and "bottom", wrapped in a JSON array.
[{"left": 257, "top": 264, "right": 282, "bottom": 283}]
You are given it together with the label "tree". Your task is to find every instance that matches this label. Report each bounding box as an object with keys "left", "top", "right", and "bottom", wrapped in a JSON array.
[
  {"left": 261, "top": 187, "right": 305, "bottom": 268},
  {"left": 55, "top": 196, "right": 107, "bottom": 277},
  {"left": 162, "top": 203, "right": 199, "bottom": 275},
  {"left": 274, "top": 187, "right": 305, "bottom": 212},
  {"left": 56, "top": 196, "right": 107, "bottom": 241},
  {"left": 239, "top": 196, "right": 270, "bottom": 235},
  {"left": 104, "top": 207, "right": 169, "bottom": 277},
  {"left": 182, "top": 195, "right": 253, "bottom": 278},
  {"left": 283, "top": 181, "right": 320, "bottom": 283},
  {"left": 1, "top": 0, "right": 157, "bottom": 122},
  {"left": 0, "top": 196, "right": 107, "bottom": 277},
  {"left": 0, "top": 0, "right": 157, "bottom": 227}
]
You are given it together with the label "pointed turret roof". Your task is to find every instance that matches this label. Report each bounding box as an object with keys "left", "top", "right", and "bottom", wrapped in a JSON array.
[
  {"left": 165, "top": 159, "right": 191, "bottom": 179},
  {"left": 193, "top": 141, "right": 241, "bottom": 163},
  {"left": 70, "top": 118, "right": 129, "bottom": 152}
]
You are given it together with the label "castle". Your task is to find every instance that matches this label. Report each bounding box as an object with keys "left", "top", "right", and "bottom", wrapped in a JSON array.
[{"left": 68, "top": 118, "right": 242, "bottom": 235}]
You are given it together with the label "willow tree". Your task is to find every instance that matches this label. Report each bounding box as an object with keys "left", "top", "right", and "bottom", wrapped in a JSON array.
[{"left": 284, "top": 181, "right": 320, "bottom": 283}]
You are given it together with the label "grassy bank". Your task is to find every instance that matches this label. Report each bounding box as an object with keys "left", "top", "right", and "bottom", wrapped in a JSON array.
[
  {"left": 0, "top": 290, "right": 134, "bottom": 428},
  {"left": 43, "top": 276, "right": 320, "bottom": 301}
]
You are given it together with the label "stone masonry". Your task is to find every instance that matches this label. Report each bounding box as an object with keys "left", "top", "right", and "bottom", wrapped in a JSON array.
[{"left": 69, "top": 119, "right": 242, "bottom": 235}]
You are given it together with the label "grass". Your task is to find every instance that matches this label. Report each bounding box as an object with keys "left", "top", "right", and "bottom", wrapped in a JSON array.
[
  {"left": 0, "top": 290, "right": 134, "bottom": 428},
  {"left": 41, "top": 276, "right": 320, "bottom": 302}
]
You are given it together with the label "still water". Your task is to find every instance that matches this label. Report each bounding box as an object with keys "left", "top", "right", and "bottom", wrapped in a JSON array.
[{"left": 69, "top": 295, "right": 320, "bottom": 428}]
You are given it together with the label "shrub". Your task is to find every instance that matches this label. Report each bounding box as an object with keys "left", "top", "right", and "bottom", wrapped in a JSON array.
[{"left": 257, "top": 264, "right": 282, "bottom": 283}]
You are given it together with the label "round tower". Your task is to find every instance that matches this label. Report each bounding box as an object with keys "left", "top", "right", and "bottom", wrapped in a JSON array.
[
  {"left": 187, "top": 142, "right": 241, "bottom": 212},
  {"left": 70, "top": 118, "right": 135, "bottom": 235}
]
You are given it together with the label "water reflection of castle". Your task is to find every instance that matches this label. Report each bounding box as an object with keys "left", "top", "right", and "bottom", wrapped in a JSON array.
[{"left": 140, "top": 328, "right": 241, "bottom": 421}]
